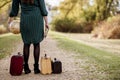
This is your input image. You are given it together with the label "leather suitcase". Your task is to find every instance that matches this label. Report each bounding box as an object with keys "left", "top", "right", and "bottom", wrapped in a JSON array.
[
  {"left": 41, "top": 54, "right": 52, "bottom": 75},
  {"left": 52, "top": 58, "right": 62, "bottom": 74},
  {"left": 10, "top": 52, "right": 23, "bottom": 76}
]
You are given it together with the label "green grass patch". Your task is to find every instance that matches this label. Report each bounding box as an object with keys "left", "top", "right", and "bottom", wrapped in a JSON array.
[
  {"left": 50, "top": 31, "right": 120, "bottom": 80},
  {"left": 0, "top": 33, "right": 21, "bottom": 59}
]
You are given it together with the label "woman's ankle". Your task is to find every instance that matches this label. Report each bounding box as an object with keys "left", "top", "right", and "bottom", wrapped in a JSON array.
[
  {"left": 24, "top": 64, "right": 31, "bottom": 74},
  {"left": 34, "top": 64, "right": 40, "bottom": 74}
]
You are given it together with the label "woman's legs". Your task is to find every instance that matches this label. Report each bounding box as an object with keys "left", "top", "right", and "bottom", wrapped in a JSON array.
[
  {"left": 23, "top": 43, "right": 40, "bottom": 74},
  {"left": 33, "top": 43, "right": 40, "bottom": 74},
  {"left": 33, "top": 43, "right": 40, "bottom": 64},
  {"left": 23, "top": 43, "right": 31, "bottom": 74}
]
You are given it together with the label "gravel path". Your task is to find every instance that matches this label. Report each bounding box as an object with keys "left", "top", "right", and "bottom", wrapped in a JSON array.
[
  {"left": 1, "top": 33, "right": 118, "bottom": 80},
  {"left": 0, "top": 36, "right": 89, "bottom": 80}
]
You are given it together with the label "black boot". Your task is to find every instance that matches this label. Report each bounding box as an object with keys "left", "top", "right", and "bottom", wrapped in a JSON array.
[
  {"left": 34, "top": 64, "right": 40, "bottom": 74},
  {"left": 24, "top": 64, "right": 31, "bottom": 74}
]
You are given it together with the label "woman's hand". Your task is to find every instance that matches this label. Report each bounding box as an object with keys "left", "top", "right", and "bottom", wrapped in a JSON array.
[
  {"left": 45, "top": 23, "right": 49, "bottom": 30},
  {"left": 8, "top": 17, "right": 14, "bottom": 24},
  {"left": 44, "top": 23, "right": 49, "bottom": 38},
  {"left": 43, "top": 16, "right": 50, "bottom": 38},
  {"left": 43, "top": 16, "right": 49, "bottom": 30}
]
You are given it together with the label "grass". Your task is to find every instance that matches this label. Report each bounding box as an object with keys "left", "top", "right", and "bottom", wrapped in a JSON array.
[
  {"left": 50, "top": 31, "right": 120, "bottom": 80},
  {"left": 0, "top": 33, "right": 21, "bottom": 59}
]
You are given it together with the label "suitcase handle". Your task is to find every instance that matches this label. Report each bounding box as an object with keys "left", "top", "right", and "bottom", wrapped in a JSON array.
[
  {"left": 54, "top": 58, "right": 57, "bottom": 61},
  {"left": 18, "top": 52, "right": 22, "bottom": 56},
  {"left": 44, "top": 54, "right": 47, "bottom": 58},
  {"left": 18, "top": 52, "right": 20, "bottom": 55}
]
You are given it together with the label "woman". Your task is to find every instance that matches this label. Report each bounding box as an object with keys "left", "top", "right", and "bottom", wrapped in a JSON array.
[{"left": 8, "top": 0, "right": 49, "bottom": 74}]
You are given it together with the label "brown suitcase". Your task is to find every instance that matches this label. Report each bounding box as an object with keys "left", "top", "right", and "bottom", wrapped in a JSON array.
[{"left": 41, "top": 54, "right": 52, "bottom": 75}]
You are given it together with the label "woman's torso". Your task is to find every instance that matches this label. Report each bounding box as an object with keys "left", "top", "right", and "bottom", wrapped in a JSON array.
[{"left": 20, "top": 0, "right": 41, "bottom": 16}]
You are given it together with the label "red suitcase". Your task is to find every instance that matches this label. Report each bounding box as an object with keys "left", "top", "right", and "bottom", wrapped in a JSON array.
[{"left": 10, "top": 52, "right": 24, "bottom": 76}]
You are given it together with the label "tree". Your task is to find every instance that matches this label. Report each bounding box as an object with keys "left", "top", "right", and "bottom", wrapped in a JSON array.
[
  {"left": 95, "top": 0, "right": 119, "bottom": 21},
  {"left": 58, "top": 0, "right": 119, "bottom": 21},
  {"left": 51, "top": 0, "right": 120, "bottom": 33},
  {"left": 0, "top": 0, "right": 11, "bottom": 24},
  {"left": 0, "top": 0, "right": 11, "bottom": 9},
  {"left": 59, "top": 0, "right": 89, "bottom": 19}
]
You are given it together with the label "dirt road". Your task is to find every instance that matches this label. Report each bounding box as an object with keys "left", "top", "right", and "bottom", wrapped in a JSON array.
[
  {"left": 1, "top": 33, "right": 117, "bottom": 80},
  {"left": 0, "top": 36, "right": 89, "bottom": 80}
]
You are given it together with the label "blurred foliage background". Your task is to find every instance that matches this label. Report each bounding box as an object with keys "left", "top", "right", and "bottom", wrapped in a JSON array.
[
  {"left": 51, "top": 0, "right": 120, "bottom": 39},
  {"left": 0, "top": 0, "right": 120, "bottom": 39},
  {"left": 0, "top": 0, "right": 11, "bottom": 34}
]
